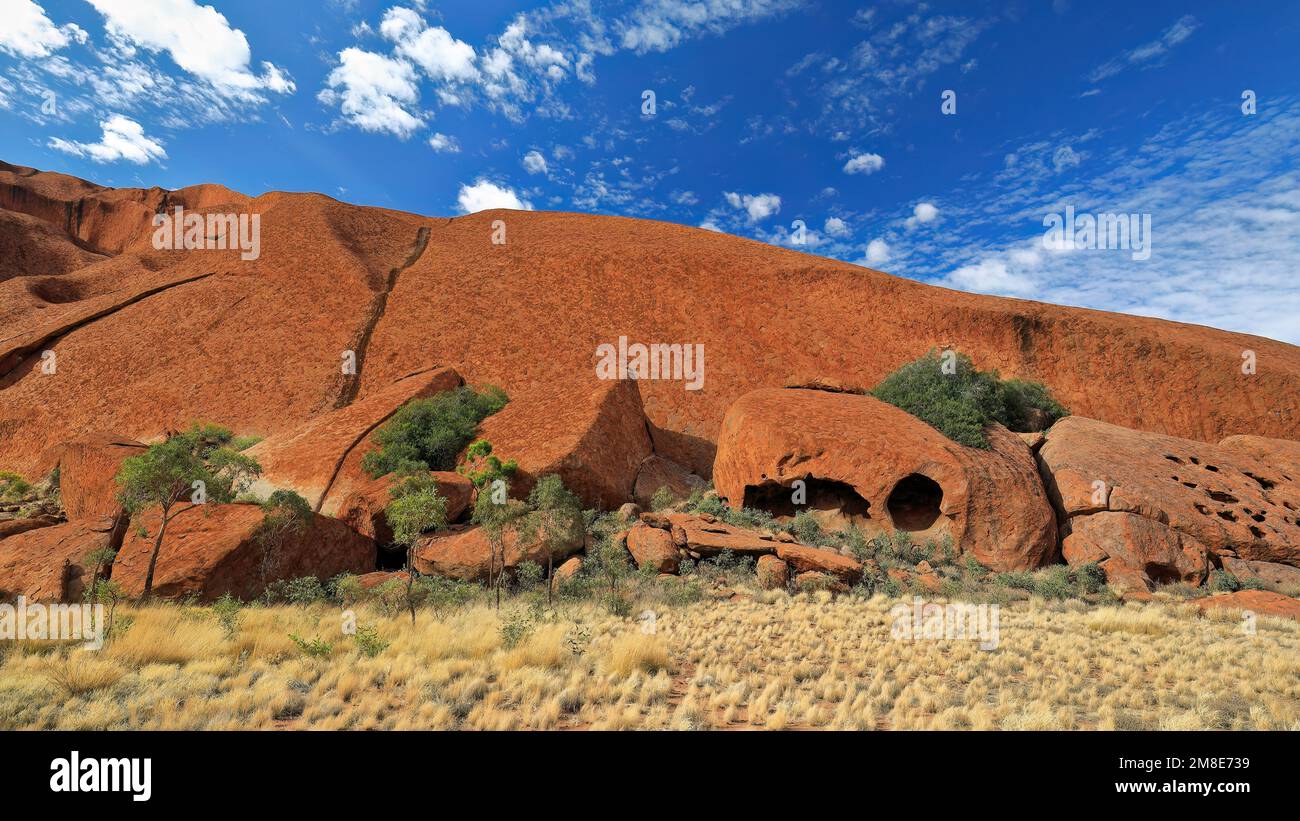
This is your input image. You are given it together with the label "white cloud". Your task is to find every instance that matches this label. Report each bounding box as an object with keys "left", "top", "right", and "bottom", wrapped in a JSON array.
[
  {"left": 0, "top": 0, "right": 81, "bottom": 58},
  {"left": 843, "top": 151, "right": 884, "bottom": 175},
  {"left": 522, "top": 149, "right": 549, "bottom": 175},
  {"left": 823, "top": 216, "right": 849, "bottom": 237},
  {"left": 319, "top": 48, "right": 423, "bottom": 138},
  {"left": 724, "top": 191, "right": 781, "bottom": 222},
  {"left": 427, "top": 132, "right": 460, "bottom": 152},
  {"left": 618, "top": 0, "right": 803, "bottom": 54},
  {"left": 381, "top": 6, "right": 478, "bottom": 82},
  {"left": 905, "top": 202, "right": 939, "bottom": 228},
  {"left": 85, "top": 0, "right": 295, "bottom": 98},
  {"left": 864, "top": 238, "right": 890, "bottom": 265},
  {"left": 1088, "top": 14, "right": 1198, "bottom": 83},
  {"left": 48, "top": 114, "right": 166, "bottom": 164},
  {"left": 456, "top": 179, "right": 534, "bottom": 213}
]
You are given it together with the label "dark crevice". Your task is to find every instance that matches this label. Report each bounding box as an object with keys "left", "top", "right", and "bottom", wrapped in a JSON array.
[{"left": 333, "top": 226, "right": 430, "bottom": 409}]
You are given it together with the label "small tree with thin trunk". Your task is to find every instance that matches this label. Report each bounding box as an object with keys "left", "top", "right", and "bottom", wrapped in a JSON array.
[
  {"left": 524, "top": 475, "right": 583, "bottom": 607},
  {"left": 473, "top": 488, "right": 526, "bottom": 610},
  {"left": 116, "top": 424, "right": 261, "bottom": 599},
  {"left": 386, "top": 472, "right": 448, "bottom": 623}
]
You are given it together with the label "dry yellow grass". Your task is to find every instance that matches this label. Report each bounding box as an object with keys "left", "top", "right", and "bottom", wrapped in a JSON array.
[{"left": 1, "top": 591, "right": 1296, "bottom": 730}]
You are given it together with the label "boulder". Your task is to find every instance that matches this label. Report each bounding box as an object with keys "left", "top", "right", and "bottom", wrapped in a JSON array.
[
  {"left": 1218, "top": 434, "right": 1300, "bottom": 476},
  {"left": 775, "top": 543, "right": 862, "bottom": 584},
  {"left": 1196, "top": 590, "right": 1300, "bottom": 622},
  {"left": 658, "top": 512, "right": 780, "bottom": 557},
  {"left": 1219, "top": 557, "right": 1300, "bottom": 589},
  {"left": 633, "top": 455, "right": 707, "bottom": 509},
  {"left": 244, "top": 366, "right": 463, "bottom": 513},
  {"left": 33, "top": 432, "right": 146, "bottom": 522},
  {"left": 794, "top": 571, "right": 848, "bottom": 594},
  {"left": 616, "top": 502, "right": 642, "bottom": 523},
  {"left": 551, "top": 556, "right": 583, "bottom": 589},
  {"left": 0, "top": 519, "right": 120, "bottom": 601},
  {"left": 625, "top": 525, "right": 679, "bottom": 573},
  {"left": 112, "top": 503, "right": 375, "bottom": 601},
  {"left": 412, "top": 520, "right": 583, "bottom": 582},
  {"left": 756, "top": 555, "right": 789, "bottom": 590},
  {"left": 1061, "top": 511, "right": 1209, "bottom": 589},
  {"left": 356, "top": 570, "right": 408, "bottom": 591},
  {"left": 713, "top": 388, "right": 1057, "bottom": 572},
  {"left": 336, "top": 470, "right": 473, "bottom": 544},
  {"left": 1039, "top": 417, "right": 1300, "bottom": 570}
]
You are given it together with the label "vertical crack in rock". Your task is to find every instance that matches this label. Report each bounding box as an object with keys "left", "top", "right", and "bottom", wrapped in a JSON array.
[{"left": 332, "top": 225, "right": 431, "bottom": 410}]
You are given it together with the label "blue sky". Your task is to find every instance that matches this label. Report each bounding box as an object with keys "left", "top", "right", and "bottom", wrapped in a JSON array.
[{"left": 2, "top": 0, "right": 1299, "bottom": 342}]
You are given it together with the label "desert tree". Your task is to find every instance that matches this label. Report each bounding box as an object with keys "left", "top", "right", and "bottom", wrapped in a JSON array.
[
  {"left": 254, "top": 489, "right": 313, "bottom": 589},
  {"left": 386, "top": 471, "right": 449, "bottom": 622},
  {"left": 524, "top": 474, "right": 583, "bottom": 606},
  {"left": 116, "top": 424, "right": 261, "bottom": 598}
]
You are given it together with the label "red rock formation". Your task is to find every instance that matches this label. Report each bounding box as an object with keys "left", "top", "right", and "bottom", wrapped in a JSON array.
[
  {"left": 337, "top": 470, "right": 473, "bottom": 544},
  {"left": 625, "top": 525, "right": 679, "bottom": 573},
  {"left": 111, "top": 503, "right": 374, "bottom": 601},
  {"left": 33, "top": 432, "right": 145, "bottom": 522},
  {"left": 411, "top": 521, "right": 583, "bottom": 582},
  {"left": 1039, "top": 417, "right": 1300, "bottom": 588},
  {"left": 775, "top": 543, "right": 863, "bottom": 584},
  {"left": 756, "top": 555, "right": 790, "bottom": 589},
  {"left": 1195, "top": 590, "right": 1300, "bottom": 622},
  {"left": 713, "top": 388, "right": 1056, "bottom": 571},
  {"left": 0, "top": 519, "right": 119, "bottom": 601}
]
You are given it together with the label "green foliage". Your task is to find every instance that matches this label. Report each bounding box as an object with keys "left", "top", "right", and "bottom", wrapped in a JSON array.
[
  {"left": 686, "top": 491, "right": 728, "bottom": 519},
  {"left": 650, "top": 485, "right": 676, "bottom": 512},
  {"left": 1034, "top": 566, "right": 1075, "bottom": 600},
  {"left": 0, "top": 471, "right": 32, "bottom": 501},
  {"left": 116, "top": 423, "right": 262, "bottom": 516},
  {"left": 288, "top": 633, "right": 333, "bottom": 658},
  {"left": 230, "top": 435, "right": 263, "bottom": 452},
  {"left": 515, "top": 560, "right": 545, "bottom": 591},
  {"left": 328, "top": 573, "right": 364, "bottom": 606},
  {"left": 458, "top": 439, "right": 518, "bottom": 489},
  {"left": 213, "top": 593, "right": 242, "bottom": 638},
  {"left": 869, "top": 350, "right": 1068, "bottom": 448},
  {"left": 1240, "top": 576, "right": 1267, "bottom": 591},
  {"left": 362, "top": 385, "right": 509, "bottom": 478},
  {"left": 790, "top": 510, "right": 824, "bottom": 545},
  {"left": 842, "top": 525, "right": 871, "bottom": 562},
  {"left": 353, "top": 626, "right": 389, "bottom": 658},
  {"left": 523, "top": 474, "right": 583, "bottom": 559},
  {"left": 564, "top": 623, "right": 591, "bottom": 657},
  {"left": 265, "top": 576, "right": 327, "bottom": 605},
  {"left": 1209, "top": 570, "right": 1242, "bottom": 593},
  {"left": 385, "top": 472, "right": 449, "bottom": 546},
  {"left": 416, "top": 575, "right": 480, "bottom": 616},
  {"left": 582, "top": 512, "right": 632, "bottom": 595},
  {"left": 498, "top": 608, "right": 534, "bottom": 649},
  {"left": 993, "top": 570, "right": 1037, "bottom": 591},
  {"left": 1074, "top": 562, "right": 1107, "bottom": 594}
]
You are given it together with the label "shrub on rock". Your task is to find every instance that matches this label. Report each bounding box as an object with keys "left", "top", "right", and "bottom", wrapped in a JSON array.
[{"left": 362, "top": 385, "right": 508, "bottom": 478}]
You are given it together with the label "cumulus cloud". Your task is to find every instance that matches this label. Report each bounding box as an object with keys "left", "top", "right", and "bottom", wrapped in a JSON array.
[
  {"left": 456, "top": 179, "right": 534, "bottom": 213},
  {"left": 0, "top": 0, "right": 84, "bottom": 58},
  {"left": 724, "top": 191, "right": 781, "bottom": 222},
  {"left": 905, "top": 202, "right": 939, "bottom": 228},
  {"left": 319, "top": 48, "right": 423, "bottom": 138},
  {"left": 381, "top": 6, "right": 478, "bottom": 82},
  {"left": 522, "top": 149, "right": 549, "bottom": 174},
  {"left": 427, "top": 132, "right": 460, "bottom": 152},
  {"left": 843, "top": 151, "right": 884, "bottom": 175},
  {"left": 863, "top": 238, "right": 890, "bottom": 265},
  {"left": 47, "top": 114, "right": 166, "bottom": 164},
  {"left": 824, "top": 216, "right": 849, "bottom": 237},
  {"left": 85, "top": 0, "right": 295, "bottom": 98}
]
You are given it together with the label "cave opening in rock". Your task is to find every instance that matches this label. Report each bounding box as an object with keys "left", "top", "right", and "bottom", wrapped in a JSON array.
[
  {"left": 743, "top": 478, "right": 871, "bottom": 527},
  {"left": 376, "top": 542, "right": 407, "bottom": 571},
  {"left": 886, "top": 474, "right": 943, "bottom": 532}
]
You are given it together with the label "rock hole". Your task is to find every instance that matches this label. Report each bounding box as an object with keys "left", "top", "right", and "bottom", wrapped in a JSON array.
[
  {"left": 1216, "top": 510, "right": 1237, "bottom": 522},
  {"left": 743, "top": 477, "right": 872, "bottom": 528},
  {"left": 1206, "top": 490, "right": 1239, "bottom": 504},
  {"left": 1205, "top": 465, "right": 1219, "bottom": 472},
  {"left": 1248, "top": 525, "right": 1266, "bottom": 539},
  {"left": 1143, "top": 563, "right": 1182, "bottom": 585},
  {"left": 1243, "top": 472, "right": 1275, "bottom": 491},
  {"left": 1189, "top": 456, "right": 1200, "bottom": 465},
  {"left": 1194, "top": 503, "right": 1211, "bottom": 515},
  {"left": 1251, "top": 512, "right": 1265, "bottom": 523},
  {"left": 27, "top": 277, "right": 88, "bottom": 304},
  {"left": 1164, "top": 455, "right": 1183, "bottom": 464},
  {"left": 886, "top": 474, "right": 943, "bottom": 532},
  {"left": 1181, "top": 482, "right": 1197, "bottom": 489}
]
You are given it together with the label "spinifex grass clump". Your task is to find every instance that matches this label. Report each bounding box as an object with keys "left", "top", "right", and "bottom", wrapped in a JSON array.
[
  {"left": 870, "top": 350, "right": 1068, "bottom": 448},
  {"left": 363, "top": 385, "right": 509, "bottom": 478}
]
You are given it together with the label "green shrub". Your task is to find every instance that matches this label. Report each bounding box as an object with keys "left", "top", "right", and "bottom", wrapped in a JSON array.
[
  {"left": 417, "top": 575, "right": 480, "bottom": 616},
  {"left": 723, "top": 506, "right": 776, "bottom": 532},
  {"left": 1240, "top": 576, "right": 1268, "bottom": 591},
  {"left": 458, "top": 439, "right": 517, "bottom": 489},
  {"left": 1034, "top": 566, "right": 1074, "bottom": 600},
  {"left": 230, "top": 435, "right": 263, "bottom": 451},
  {"left": 870, "top": 350, "right": 1068, "bottom": 448},
  {"left": 650, "top": 485, "right": 676, "bottom": 512},
  {"left": 993, "top": 570, "right": 1036, "bottom": 591},
  {"left": 265, "top": 576, "right": 327, "bottom": 605},
  {"left": 688, "top": 493, "right": 727, "bottom": 518},
  {"left": 362, "top": 386, "right": 508, "bottom": 478},
  {"left": 1209, "top": 570, "right": 1242, "bottom": 593},
  {"left": 0, "top": 471, "right": 32, "bottom": 501},
  {"left": 498, "top": 609, "right": 533, "bottom": 649},
  {"left": 213, "top": 593, "right": 242, "bottom": 639},
  {"left": 289, "top": 633, "right": 333, "bottom": 657},
  {"left": 1074, "top": 562, "right": 1107, "bottom": 594},
  {"left": 353, "top": 626, "right": 389, "bottom": 658},
  {"left": 515, "top": 560, "right": 545, "bottom": 592},
  {"left": 386, "top": 472, "right": 449, "bottom": 546},
  {"left": 328, "top": 573, "right": 364, "bottom": 606},
  {"left": 790, "top": 510, "right": 824, "bottom": 545}
]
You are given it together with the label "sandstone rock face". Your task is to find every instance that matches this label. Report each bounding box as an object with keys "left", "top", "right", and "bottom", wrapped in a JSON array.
[
  {"left": 633, "top": 455, "right": 706, "bottom": 509},
  {"left": 625, "top": 525, "right": 679, "bottom": 573},
  {"left": 412, "top": 521, "right": 584, "bottom": 582},
  {"left": 1218, "top": 434, "right": 1300, "bottom": 476},
  {"left": 336, "top": 471, "right": 473, "bottom": 545},
  {"left": 2, "top": 162, "right": 1299, "bottom": 513},
  {"left": 756, "top": 555, "right": 789, "bottom": 589},
  {"left": 34, "top": 432, "right": 145, "bottom": 522},
  {"left": 245, "top": 366, "right": 463, "bottom": 513},
  {"left": 1039, "top": 417, "right": 1300, "bottom": 589},
  {"left": 713, "top": 388, "right": 1056, "bottom": 572},
  {"left": 112, "top": 503, "right": 375, "bottom": 601},
  {"left": 774, "top": 543, "right": 862, "bottom": 584},
  {"left": 1196, "top": 590, "right": 1300, "bottom": 622},
  {"left": 655, "top": 512, "right": 781, "bottom": 557},
  {"left": 1061, "top": 512, "right": 1209, "bottom": 588},
  {"left": 0, "top": 519, "right": 120, "bottom": 601},
  {"left": 1220, "top": 557, "right": 1300, "bottom": 589}
]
